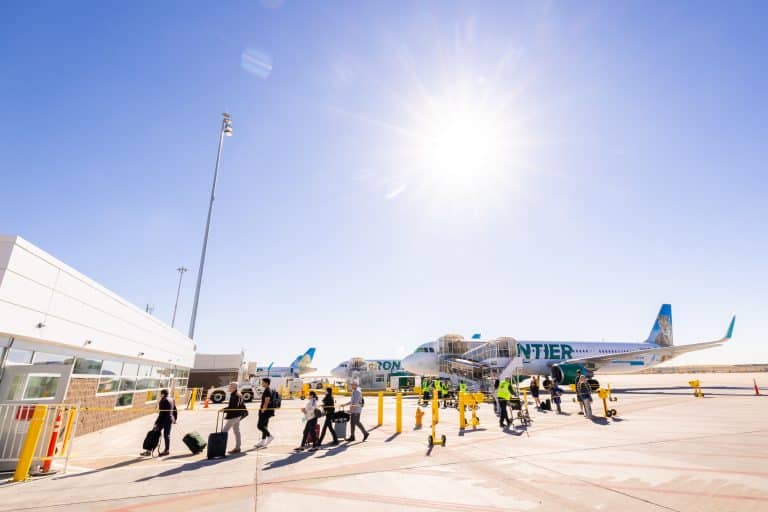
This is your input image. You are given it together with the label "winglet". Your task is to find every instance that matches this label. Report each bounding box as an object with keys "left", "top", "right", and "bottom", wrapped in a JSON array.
[
  {"left": 725, "top": 316, "right": 736, "bottom": 339},
  {"left": 471, "top": 333, "right": 481, "bottom": 340}
]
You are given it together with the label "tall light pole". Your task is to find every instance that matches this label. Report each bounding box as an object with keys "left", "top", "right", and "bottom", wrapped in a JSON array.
[
  {"left": 188, "top": 113, "right": 233, "bottom": 339},
  {"left": 171, "top": 266, "right": 188, "bottom": 328}
]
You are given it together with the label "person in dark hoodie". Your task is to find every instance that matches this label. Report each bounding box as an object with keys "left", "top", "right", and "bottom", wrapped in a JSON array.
[
  {"left": 318, "top": 387, "right": 340, "bottom": 445},
  {"left": 143, "top": 389, "right": 177, "bottom": 456}
]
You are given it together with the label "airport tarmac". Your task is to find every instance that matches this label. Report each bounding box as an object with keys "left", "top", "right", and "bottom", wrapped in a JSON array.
[{"left": 0, "top": 372, "right": 766, "bottom": 512}]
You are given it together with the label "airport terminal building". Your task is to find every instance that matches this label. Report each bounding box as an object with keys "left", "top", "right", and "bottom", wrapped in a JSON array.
[{"left": 0, "top": 235, "right": 195, "bottom": 434}]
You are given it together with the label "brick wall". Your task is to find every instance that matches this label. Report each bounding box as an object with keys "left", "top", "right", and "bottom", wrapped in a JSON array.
[{"left": 64, "top": 378, "right": 188, "bottom": 436}]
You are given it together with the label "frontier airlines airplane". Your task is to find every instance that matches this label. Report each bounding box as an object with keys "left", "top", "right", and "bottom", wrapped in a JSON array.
[{"left": 401, "top": 305, "right": 735, "bottom": 387}]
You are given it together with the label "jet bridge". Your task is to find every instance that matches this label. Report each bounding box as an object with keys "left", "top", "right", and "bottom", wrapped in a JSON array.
[{"left": 437, "top": 337, "right": 524, "bottom": 389}]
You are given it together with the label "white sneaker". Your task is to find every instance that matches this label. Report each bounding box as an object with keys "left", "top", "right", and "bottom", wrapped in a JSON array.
[
  {"left": 264, "top": 436, "right": 274, "bottom": 446},
  {"left": 254, "top": 440, "right": 265, "bottom": 448}
]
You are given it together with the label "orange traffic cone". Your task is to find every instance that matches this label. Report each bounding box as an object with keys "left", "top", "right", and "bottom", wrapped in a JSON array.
[
  {"left": 204, "top": 395, "right": 210, "bottom": 408},
  {"left": 754, "top": 379, "right": 761, "bottom": 396}
]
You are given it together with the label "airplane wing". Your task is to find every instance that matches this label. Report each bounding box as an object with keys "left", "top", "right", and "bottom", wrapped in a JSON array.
[{"left": 556, "top": 316, "right": 735, "bottom": 371}]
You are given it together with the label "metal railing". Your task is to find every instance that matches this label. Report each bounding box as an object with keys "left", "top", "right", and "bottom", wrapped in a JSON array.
[{"left": 0, "top": 403, "right": 79, "bottom": 480}]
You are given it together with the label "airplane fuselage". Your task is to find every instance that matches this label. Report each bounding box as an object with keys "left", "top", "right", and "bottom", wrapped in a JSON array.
[{"left": 402, "top": 340, "right": 663, "bottom": 377}]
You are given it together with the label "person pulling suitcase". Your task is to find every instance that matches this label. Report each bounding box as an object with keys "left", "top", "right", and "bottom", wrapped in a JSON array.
[{"left": 221, "top": 382, "right": 248, "bottom": 454}]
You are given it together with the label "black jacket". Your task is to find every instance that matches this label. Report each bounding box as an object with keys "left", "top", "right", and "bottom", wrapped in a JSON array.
[
  {"left": 322, "top": 393, "right": 335, "bottom": 414},
  {"left": 224, "top": 391, "right": 246, "bottom": 419},
  {"left": 156, "top": 396, "right": 177, "bottom": 425}
]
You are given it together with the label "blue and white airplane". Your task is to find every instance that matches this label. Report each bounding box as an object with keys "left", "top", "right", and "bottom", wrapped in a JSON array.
[
  {"left": 401, "top": 305, "right": 735, "bottom": 386},
  {"left": 253, "top": 348, "right": 317, "bottom": 378}
]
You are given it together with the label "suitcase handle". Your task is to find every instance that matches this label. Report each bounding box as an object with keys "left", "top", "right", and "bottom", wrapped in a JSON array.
[{"left": 216, "top": 409, "right": 225, "bottom": 433}]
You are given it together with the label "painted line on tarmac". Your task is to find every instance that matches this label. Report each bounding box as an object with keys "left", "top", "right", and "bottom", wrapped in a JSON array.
[
  {"left": 262, "top": 483, "right": 522, "bottom": 512},
  {"left": 530, "top": 458, "right": 768, "bottom": 478}
]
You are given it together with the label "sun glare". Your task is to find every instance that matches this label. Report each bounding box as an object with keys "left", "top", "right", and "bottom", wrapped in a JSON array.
[{"left": 398, "top": 92, "right": 516, "bottom": 207}]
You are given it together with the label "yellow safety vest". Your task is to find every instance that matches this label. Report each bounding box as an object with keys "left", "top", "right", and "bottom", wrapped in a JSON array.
[
  {"left": 497, "top": 381, "right": 511, "bottom": 400},
  {"left": 459, "top": 383, "right": 467, "bottom": 392}
]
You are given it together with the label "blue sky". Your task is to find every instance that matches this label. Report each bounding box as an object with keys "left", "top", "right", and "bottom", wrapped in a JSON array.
[{"left": 1, "top": 1, "right": 766, "bottom": 372}]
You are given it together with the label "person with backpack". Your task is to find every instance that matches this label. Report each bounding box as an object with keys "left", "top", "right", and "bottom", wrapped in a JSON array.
[
  {"left": 142, "top": 388, "right": 177, "bottom": 456},
  {"left": 341, "top": 381, "right": 369, "bottom": 442},
  {"left": 222, "top": 382, "right": 248, "bottom": 454},
  {"left": 255, "top": 377, "right": 276, "bottom": 448},
  {"left": 318, "top": 387, "right": 340, "bottom": 445},
  {"left": 296, "top": 390, "right": 321, "bottom": 451}
]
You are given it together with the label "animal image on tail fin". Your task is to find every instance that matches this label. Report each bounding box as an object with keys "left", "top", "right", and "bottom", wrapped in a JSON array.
[
  {"left": 647, "top": 304, "right": 673, "bottom": 347},
  {"left": 290, "top": 348, "right": 316, "bottom": 370}
]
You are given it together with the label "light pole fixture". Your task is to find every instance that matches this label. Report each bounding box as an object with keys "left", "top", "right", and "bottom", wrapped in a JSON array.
[
  {"left": 171, "top": 266, "right": 188, "bottom": 328},
  {"left": 188, "top": 113, "right": 233, "bottom": 339}
]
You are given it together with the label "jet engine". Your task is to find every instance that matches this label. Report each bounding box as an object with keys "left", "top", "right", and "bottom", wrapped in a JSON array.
[{"left": 551, "top": 363, "right": 590, "bottom": 385}]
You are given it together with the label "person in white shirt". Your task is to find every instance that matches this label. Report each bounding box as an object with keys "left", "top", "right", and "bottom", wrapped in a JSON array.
[{"left": 296, "top": 391, "right": 320, "bottom": 451}]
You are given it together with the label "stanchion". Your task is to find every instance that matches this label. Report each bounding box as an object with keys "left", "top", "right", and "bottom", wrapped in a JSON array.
[
  {"left": 377, "top": 391, "right": 384, "bottom": 426},
  {"left": 415, "top": 407, "right": 424, "bottom": 429},
  {"left": 13, "top": 405, "right": 48, "bottom": 482},
  {"left": 395, "top": 393, "right": 402, "bottom": 433},
  {"left": 428, "top": 391, "right": 446, "bottom": 447},
  {"left": 754, "top": 379, "right": 761, "bottom": 396},
  {"left": 188, "top": 388, "right": 198, "bottom": 411},
  {"left": 458, "top": 392, "right": 466, "bottom": 430},
  {"left": 688, "top": 380, "right": 704, "bottom": 398},
  {"left": 40, "top": 409, "right": 63, "bottom": 473}
]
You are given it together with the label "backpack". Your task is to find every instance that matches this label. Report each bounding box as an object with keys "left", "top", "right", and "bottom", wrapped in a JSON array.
[{"left": 270, "top": 389, "right": 282, "bottom": 409}]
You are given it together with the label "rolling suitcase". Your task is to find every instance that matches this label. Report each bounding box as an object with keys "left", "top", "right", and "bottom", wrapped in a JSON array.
[
  {"left": 207, "top": 411, "right": 228, "bottom": 459},
  {"left": 183, "top": 431, "right": 207, "bottom": 454},
  {"left": 332, "top": 410, "right": 349, "bottom": 439},
  {"left": 143, "top": 428, "right": 161, "bottom": 453}
]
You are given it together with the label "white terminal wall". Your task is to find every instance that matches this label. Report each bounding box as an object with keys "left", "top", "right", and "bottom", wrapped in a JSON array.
[{"left": 0, "top": 235, "right": 195, "bottom": 367}]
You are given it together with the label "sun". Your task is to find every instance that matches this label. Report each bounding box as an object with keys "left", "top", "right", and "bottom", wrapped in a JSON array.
[{"left": 402, "top": 93, "right": 513, "bottom": 204}]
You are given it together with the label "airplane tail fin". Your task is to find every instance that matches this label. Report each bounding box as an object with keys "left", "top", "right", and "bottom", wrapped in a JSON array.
[
  {"left": 290, "top": 347, "right": 316, "bottom": 369},
  {"left": 646, "top": 304, "right": 673, "bottom": 347}
]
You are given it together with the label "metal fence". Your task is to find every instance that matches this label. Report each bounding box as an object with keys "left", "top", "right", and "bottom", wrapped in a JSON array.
[{"left": 0, "top": 403, "right": 79, "bottom": 478}]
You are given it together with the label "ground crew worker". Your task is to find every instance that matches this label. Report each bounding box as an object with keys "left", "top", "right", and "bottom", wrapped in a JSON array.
[
  {"left": 422, "top": 380, "right": 432, "bottom": 402},
  {"left": 496, "top": 379, "right": 512, "bottom": 428},
  {"left": 459, "top": 381, "right": 467, "bottom": 393}
]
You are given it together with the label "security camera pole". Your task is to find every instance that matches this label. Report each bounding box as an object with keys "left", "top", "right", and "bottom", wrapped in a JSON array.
[{"left": 188, "top": 113, "right": 233, "bottom": 339}]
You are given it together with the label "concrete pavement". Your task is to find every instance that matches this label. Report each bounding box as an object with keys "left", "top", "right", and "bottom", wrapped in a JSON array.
[{"left": 0, "top": 372, "right": 766, "bottom": 512}]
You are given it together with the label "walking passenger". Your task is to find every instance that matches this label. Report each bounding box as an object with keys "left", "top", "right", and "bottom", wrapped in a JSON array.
[
  {"left": 575, "top": 370, "right": 585, "bottom": 415},
  {"left": 530, "top": 376, "right": 541, "bottom": 409},
  {"left": 577, "top": 375, "right": 593, "bottom": 419},
  {"left": 551, "top": 380, "right": 563, "bottom": 414},
  {"left": 143, "top": 389, "right": 177, "bottom": 456},
  {"left": 342, "top": 381, "right": 369, "bottom": 442},
  {"left": 318, "top": 387, "right": 339, "bottom": 445},
  {"left": 222, "top": 382, "right": 248, "bottom": 454},
  {"left": 496, "top": 379, "right": 512, "bottom": 428},
  {"left": 296, "top": 391, "right": 321, "bottom": 451},
  {"left": 255, "top": 378, "right": 275, "bottom": 448}
]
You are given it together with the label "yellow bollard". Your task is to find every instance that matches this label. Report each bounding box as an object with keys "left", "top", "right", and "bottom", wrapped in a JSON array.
[
  {"left": 189, "top": 388, "right": 198, "bottom": 411},
  {"left": 59, "top": 407, "right": 77, "bottom": 457},
  {"left": 431, "top": 389, "right": 439, "bottom": 425},
  {"left": 395, "top": 393, "right": 402, "bottom": 433},
  {"left": 13, "top": 405, "right": 48, "bottom": 482},
  {"left": 415, "top": 407, "right": 424, "bottom": 429},
  {"left": 377, "top": 391, "right": 384, "bottom": 426}
]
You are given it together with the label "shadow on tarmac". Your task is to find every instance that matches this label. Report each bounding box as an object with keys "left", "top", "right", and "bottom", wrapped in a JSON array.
[
  {"left": 262, "top": 451, "right": 314, "bottom": 470},
  {"left": 317, "top": 443, "right": 349, "bottom": 458},
  {"left": 458, "top": 428, "right": 488, "bottom": 437},
  {"left": 54, "top": 457, "right": 149, "bottom": 480},
  {"left": 134, "top": 454, "right": 244, "bottom": 482},
  {"left": 384, "top": 433, "right": 401, "bottom": 443}
]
